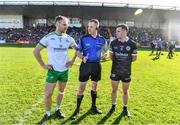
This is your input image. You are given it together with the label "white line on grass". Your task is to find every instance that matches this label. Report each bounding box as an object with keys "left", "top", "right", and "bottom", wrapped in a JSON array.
[{"left": 17, "top": 96, "right": 44, "bottom": 124}]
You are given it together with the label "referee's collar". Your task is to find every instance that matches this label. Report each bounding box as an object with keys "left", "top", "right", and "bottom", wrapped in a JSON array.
[{"left": 88, "top": 34, "right": 101, "bottom": 39}]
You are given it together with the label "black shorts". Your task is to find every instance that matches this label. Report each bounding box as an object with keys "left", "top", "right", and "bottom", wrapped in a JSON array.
[
  {"left": 79, "top": 62, "right": 101, "bottom": 82},
  {"left": 110, "top": 73, "right": 131, "bottom": 82}
]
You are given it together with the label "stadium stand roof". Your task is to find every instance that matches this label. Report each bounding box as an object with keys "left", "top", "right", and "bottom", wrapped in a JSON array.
[
  {"left": 0, "top": 0, "right": 180, "bottom": 22},
  {"left": 0, "top": 0, "right": 180, "bottom": 11}
]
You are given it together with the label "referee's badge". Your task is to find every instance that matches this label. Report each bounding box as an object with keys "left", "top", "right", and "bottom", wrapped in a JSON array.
[{"left": 126, "top": 46, "right": 131, "bottom": 51}]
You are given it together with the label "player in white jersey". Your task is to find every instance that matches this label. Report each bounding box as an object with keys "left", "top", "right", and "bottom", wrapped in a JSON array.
[{"left": 33, "top": 15, "right": 77, "bottom": 123}]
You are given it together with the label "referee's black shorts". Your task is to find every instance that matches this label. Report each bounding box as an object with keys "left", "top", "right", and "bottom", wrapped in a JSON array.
[{"left": 79, "top": 62, "right": 101, "bottom": 82}]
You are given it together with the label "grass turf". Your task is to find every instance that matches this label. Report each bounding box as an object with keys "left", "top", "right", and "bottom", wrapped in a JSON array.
[{"left": 0, "top": 47, "right": 179, "bottom": 124}]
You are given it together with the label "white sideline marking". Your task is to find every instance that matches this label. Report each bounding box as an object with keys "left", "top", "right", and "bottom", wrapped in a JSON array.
[{"left": 17, "top": 97, "right": 44, "bottom": 124}]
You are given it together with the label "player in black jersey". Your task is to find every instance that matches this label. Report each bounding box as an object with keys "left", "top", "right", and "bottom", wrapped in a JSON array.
[
  {"left": 108, "top": 24, "right": 137, "bottom": 117},
  {"left": 168, "top": 41, "right": 176, "bottom": 58},
  {"left": 150, "top": 40, "right": 156, "bottom": 55}
]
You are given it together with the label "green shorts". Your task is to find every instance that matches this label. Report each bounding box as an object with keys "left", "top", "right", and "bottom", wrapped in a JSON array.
[{"left": 46, "top": 70, "right": 69, "bottom": 83}]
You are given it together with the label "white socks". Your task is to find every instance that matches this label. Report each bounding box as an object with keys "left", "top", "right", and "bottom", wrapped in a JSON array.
[{"left": 46, "top": 111, "right": 51, "bottom": 116}]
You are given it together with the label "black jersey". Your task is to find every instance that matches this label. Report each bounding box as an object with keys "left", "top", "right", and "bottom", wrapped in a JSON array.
[
  {"left": 151, "top": 42, "right": 155, "bottom": 48},
  {"left": 169, "top": 44, "right": 175, "bottom": 51},
  {"left": 109, "top": 38, "right": 137, "bottom": 75}
]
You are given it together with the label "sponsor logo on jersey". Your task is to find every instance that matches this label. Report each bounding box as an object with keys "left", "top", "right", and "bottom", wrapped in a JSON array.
[
  {"left": 96, "top": 40, "right": 103, "bottom": 45},
  {"left": 126, "top": 46, "right": 131, "bottom": 51},
  {"left": 85, "top": 43, "right": 91, "bottom": 47},
  {"left": 115, "top": 52, "right": 128, "bottom": 57},
  {"left": 65, "top": 39, "right": 70, "bottom": 43},
  {"left": 54, "top": 44, "right": 67, "bottom": 51},
  {"left": 54, "top": 48, "right": 67, "bottom": 51},
  {"left": 120, "top": 46, "right": 124, "bottom": 51}
]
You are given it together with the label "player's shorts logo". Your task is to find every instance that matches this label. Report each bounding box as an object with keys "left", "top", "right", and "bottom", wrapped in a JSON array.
[
  {"left": 111, "top": 73, "right": 116, "bottom": 77},
  {"left": 124, "top": 77, "right": 130, "bottom": 80}
]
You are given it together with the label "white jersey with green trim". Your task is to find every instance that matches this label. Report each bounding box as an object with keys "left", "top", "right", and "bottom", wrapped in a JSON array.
[{"left": 39, "top": 32, "right": 77, "bottom": 72}]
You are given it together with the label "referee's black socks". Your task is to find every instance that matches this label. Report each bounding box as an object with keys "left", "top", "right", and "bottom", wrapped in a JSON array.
[
  {"left": 76, "top": 94, "right": 84, "bottom": 110},
  {"left": 91, "top": 90, "right": 97, "bottom": 108}
]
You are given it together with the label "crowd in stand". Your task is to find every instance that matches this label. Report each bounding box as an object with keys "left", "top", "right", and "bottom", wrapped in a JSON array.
[
  {"left": 67, "top": 27, "right": 85, "bottom": 42},
  {"left": 128, "top": 27, "right": 164, "bottom": 46},
  {"left": 0, "top": 25, "right": 165, "bottom": 46},
  {"left": 0, "top": 25, "right": 50, "bottom": 43}
]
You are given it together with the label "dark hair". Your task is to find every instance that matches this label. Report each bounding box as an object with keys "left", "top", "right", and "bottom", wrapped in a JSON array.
[
  {"left": 55, "top": 15, "right": 69, "bottom": 23},
  {"left": 116, "top": 24, "right": 129, "bottom": 32},
  {"left": 89, "top": 19, "right": 99, "bottom": 29}
]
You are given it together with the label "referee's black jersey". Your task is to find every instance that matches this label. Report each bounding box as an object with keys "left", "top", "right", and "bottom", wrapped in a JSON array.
[{"left": 109, "top": 37, "right": 137, "bottom": 75}]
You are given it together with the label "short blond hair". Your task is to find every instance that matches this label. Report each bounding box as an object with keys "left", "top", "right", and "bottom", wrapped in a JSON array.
[
  {"left": 55, "top": 15, "right": 69, "bottom": 23},
  {"left": 89, "top": 19, "right": 99, "bottom": 29}
]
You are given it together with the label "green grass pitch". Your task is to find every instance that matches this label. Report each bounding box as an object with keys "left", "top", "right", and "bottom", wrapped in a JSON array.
[{"left": 0, "top": 47, "right": 180, "bottom": 124}]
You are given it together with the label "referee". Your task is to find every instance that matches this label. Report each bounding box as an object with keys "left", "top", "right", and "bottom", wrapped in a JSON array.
[{"left": 71, "top": 19, "right": 108, "bottom": 119}]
